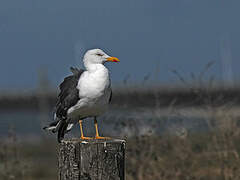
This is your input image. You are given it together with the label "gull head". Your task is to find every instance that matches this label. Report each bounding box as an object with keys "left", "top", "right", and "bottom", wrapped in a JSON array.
[{"left": 83, "top": 49, "right": 120, "bottom": 66}]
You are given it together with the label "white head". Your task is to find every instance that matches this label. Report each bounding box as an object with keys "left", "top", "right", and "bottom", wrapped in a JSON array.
[{"left": 83, "top": 49, "right": 120, "bottom": 69}]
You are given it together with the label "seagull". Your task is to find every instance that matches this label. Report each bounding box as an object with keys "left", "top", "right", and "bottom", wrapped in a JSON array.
[{"left": 43, "top": 49, "right": 120, "bottom": 143}]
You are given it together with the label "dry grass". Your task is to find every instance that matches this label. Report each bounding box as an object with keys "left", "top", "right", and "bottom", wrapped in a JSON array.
[
  {"left": 126, "top": 129, "right": 240, "bottom": 180},
  {"left": 1, "top": 128, "right": 240, "bottom": 180}
]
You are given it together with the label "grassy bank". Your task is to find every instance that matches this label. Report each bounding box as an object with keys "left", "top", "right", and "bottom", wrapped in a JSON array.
[{"left": 1, "top": 129, "right": 240, "bottom": 180}]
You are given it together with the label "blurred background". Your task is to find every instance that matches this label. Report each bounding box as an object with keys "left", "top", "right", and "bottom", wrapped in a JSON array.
[{"left": 1, "top": 0, "right": 240, "bottom": 180}]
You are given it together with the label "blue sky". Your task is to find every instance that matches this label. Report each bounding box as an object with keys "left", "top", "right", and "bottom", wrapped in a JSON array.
[{"left": 0, "top": 0, "right": 239, "bottom": 89}]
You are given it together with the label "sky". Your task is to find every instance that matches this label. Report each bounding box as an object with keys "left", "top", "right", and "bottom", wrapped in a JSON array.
[{"left": 0, "top": 0, "right": 240, "bottom": 89}]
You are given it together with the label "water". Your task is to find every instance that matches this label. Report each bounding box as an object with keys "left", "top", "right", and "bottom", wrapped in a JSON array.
[
  {"left": 0, "top": 107, "right": 210, "bottom": 141},
  {"left": 0, "top": 110, "right": 42, "bottom": 135}
]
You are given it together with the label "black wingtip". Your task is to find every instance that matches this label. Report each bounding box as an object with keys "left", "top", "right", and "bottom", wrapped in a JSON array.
[
  {"left": 57, "top": 121, "right": 68, "bottom": 143},
  {"left": 58, "top": 137, "right": 63, "bottom": 143}
]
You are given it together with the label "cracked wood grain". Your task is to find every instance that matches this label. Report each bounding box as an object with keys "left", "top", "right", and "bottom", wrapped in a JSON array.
[{"left": 58, "top": 139, "right": 125, "bottom": 180}]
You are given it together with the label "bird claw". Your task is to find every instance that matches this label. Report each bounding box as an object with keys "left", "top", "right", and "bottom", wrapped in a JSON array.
[
  {"left": 95, "top": 136, "right": 111, "bottom": 140},
  {"left": 80, "top": 136, "right": 93, "bottom": 140}
]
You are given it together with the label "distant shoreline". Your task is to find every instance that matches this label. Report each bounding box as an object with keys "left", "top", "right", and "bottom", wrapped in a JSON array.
[{"left": 0, "top": 87, "right": 239, "bottom": 110}]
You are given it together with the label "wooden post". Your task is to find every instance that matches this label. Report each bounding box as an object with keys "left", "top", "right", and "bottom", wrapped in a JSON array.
[{"left": 58, "top": 139, "right": 126, "bottom": 180}]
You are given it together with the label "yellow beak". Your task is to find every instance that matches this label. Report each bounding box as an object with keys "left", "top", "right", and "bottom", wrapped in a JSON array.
[{"left": 106, "top": 57, "right": 120, "bottom": 62}]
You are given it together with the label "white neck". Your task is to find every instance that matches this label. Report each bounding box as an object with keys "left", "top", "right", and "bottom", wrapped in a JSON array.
[{"left": 84, "top": 62, "right": 107, "bottom": 73}]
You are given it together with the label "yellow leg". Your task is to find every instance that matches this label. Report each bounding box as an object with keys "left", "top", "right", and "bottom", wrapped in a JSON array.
[
  {"left": 94, "top": 117, "right": 110, "bottom": 139},
  {"left": 79, "top": 120, "right": 92, "bottom": 140}
]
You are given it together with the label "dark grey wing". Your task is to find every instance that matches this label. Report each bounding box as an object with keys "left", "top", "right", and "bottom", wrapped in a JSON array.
[
  {"left": 43, "top": 67, "right": 84, "bottom": 143},
  {"left": 54, "top": 67, "right": 84, "bottom": 142},
  {"left": 55, "top": 67, "right": 84, "bottom": 119}
]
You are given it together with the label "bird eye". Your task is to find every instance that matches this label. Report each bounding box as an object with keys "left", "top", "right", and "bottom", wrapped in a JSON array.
[{"left": 96, "top": 53, "right": 103, "bottom": 56}]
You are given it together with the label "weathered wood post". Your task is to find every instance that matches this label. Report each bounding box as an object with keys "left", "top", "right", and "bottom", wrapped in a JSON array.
[{"left": 58, "top": 139, "right": 126, "bottom": 180}]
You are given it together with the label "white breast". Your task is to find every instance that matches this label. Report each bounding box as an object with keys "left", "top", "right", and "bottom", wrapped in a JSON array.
[
  {"left": 78, "top": 64, "right": 110, "bottom": 99},
  {"left": 67, "top": 64, "right": 111, "bottom": 120}
]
